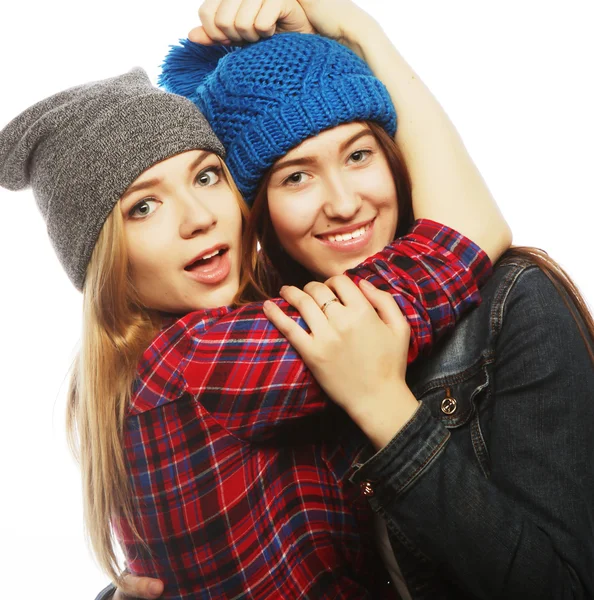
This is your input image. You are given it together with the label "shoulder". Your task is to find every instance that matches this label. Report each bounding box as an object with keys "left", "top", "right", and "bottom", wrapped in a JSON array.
[
  {"left": 128, "top": 308, "right": 232, "bottom": 416},
  {"left": 487, "top": 251, "right": 593, "bottom": 387},
  {"left": 490, "top": 250, "right": 587, "bottom": 342},
  {"left": 409, "top": 250, "right": 591, "bottom": 383}
]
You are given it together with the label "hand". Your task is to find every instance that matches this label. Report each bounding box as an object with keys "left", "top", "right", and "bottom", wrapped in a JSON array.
[
  {"left": 189, "top": 0, "right": 315, "bottom": 45},
  {"left": 295, "top": 0, "right": 378, "bottom": 46},
  {"left": 263, "top": 276, "right": 419, "bottom": 448},
  {"left": 112, "top": 574, "right": 164, "bottom": 599}
]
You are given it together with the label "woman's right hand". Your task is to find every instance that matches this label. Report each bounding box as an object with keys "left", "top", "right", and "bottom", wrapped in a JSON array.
[{"left": 112, "top": 574, "right": 163, "bottom": 599}]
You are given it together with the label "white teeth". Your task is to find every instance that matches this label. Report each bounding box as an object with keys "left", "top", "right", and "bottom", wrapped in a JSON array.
[
  {"left": 323, "top": 223, "right": 371, "bottom": 243},
  {"left": 200, "top": 250, "right": 220, "bottom": 261}
]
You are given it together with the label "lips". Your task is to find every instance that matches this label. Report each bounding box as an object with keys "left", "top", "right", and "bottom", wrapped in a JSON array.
[
  {"left": 184, "top": 246, "right": 231, "bottom": 285},
  {"left": 184, "top": 246, "right": 227, "bottom": 270},
  {"left": 316, "top": 221, "right": 372, "bottom": 243},
  {"left": 315, "top": 218, "right": 375, "bottom": 253}
]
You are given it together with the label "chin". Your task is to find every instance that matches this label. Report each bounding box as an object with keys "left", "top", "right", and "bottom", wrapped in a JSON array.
[{"left": 199, "top": 282, "right": 239, "bottom": 309}]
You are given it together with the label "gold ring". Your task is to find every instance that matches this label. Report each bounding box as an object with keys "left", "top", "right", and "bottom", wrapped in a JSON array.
[{"left": 320, "top": 297, "right": 340, "bottom": 315}]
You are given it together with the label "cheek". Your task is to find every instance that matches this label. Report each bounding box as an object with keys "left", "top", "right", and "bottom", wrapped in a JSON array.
[
  {"left": 268, "top": 193, "right": 319, "bottom": 247},
  {"left": 362, "top": 167, "right": 398, "bottom": 217},
  {"left": 356, "top": 161, "right": 397, "bottom": 202},
  {"left": 125, "top": 226, "right": 169, "bottom": 287},
  {"left": 216, "top": 190, "right": 243, "bottom": 236}
]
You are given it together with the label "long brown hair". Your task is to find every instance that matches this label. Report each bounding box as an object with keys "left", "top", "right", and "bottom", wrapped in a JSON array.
[
  {"left": 242, "top": 121, "right": 594, "bottom": 357},
  {"left": 67, "top": 161, "right": 259, "bottom": 583}
]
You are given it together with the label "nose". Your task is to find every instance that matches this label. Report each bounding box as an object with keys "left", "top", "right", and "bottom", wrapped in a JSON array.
[
  {"left": 322, "top": 173, "right": 362, "bottom": 221},
  {"left": 177, "top": 189, "right": 217, "bottom": 238}
]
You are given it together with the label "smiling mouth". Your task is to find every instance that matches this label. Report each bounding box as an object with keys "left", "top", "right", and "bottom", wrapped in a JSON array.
[
  {"left": 316, "top": 221, "right": 373, "bottom": 243},
  {"left": 184, "top": 248, "right": 228, "bottom": 271}
]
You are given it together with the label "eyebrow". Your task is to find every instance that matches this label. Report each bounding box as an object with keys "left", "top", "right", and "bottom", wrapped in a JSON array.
[
  {"left": 270, "top": 128, "right": 374, "bottom": 175},
  {"left": 121, "top": 151, "right": 210, "bottom": 199}
]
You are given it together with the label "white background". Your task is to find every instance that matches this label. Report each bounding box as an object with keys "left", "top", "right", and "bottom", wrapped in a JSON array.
[{"left": 0, "top": 2, "right": 593, "bottom": 598}]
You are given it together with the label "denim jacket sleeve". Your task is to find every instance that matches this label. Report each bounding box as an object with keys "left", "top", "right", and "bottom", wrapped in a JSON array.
[
  {"left": 94, "top": 584, "right": 115, "bottom": 600},
  {"left": 351, "top": 265, "right": 594, "bottom": 599}
]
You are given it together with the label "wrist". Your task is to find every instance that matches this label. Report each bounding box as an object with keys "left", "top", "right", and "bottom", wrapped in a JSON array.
[
  {"left": 337, "top": 11, "right": 384, "bottom": 56},
  {"left": 347, "top": 385, "right": 419, "bottom": 450}
]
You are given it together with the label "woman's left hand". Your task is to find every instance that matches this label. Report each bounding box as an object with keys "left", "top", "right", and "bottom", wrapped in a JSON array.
[{"left": 263, "top": 275, "right": 419, "bottom": 448}]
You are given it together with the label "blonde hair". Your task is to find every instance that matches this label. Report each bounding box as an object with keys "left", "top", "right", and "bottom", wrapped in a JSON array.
[{"left": 67, "top": 161, "right": 256, "bottom": 583}]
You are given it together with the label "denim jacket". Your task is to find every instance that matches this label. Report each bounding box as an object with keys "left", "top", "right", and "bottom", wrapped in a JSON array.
[{"left": 350, "top": 258, "right": 594, "bottom": 599}]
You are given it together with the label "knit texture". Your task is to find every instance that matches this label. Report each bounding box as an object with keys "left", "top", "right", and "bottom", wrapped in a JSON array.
[
  {"left": 0, "top": 68, "right": 225, "bottom": 291},
  {"left": 160, "top": 33, "right": 397, "bottom": 205}
]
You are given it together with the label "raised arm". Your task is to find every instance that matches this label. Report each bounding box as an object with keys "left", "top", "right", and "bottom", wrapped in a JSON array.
[{"left": 191, "top": 0, "right": 512, "bottom": 262}]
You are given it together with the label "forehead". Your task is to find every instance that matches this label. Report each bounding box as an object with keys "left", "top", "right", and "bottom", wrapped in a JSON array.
[
  {"left": 283, "top": 122, "right": 372, "bottom": 159},
  {"left": 135, "top": 149, "right": 211, "bottom": 181}
]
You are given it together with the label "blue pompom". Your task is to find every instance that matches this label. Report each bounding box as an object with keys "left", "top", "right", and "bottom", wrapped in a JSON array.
[{"left": 159, "top": 39, "right": 237, "bottom": 102}]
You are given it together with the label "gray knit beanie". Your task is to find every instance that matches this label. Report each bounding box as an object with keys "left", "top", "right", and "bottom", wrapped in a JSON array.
[{"left": 0, "top": 67, "right": 225, "bottom": 291}]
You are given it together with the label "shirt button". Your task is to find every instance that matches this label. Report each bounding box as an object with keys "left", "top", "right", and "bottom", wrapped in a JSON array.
[
  {"left": 441, "top": 396, "right": 457, "bottom": 415},
  {"left": 361, "top": 481, "right": 375, "bottom": 497}
]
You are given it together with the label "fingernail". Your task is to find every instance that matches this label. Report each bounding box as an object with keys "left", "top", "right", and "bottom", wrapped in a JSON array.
[{"left": 359, "top": 279, "right": 374, "bottom": 290}]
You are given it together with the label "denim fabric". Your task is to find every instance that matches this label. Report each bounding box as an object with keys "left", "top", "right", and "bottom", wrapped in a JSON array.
[
  {"left": 94, "top": 584, "right": 116, "bottom": 600},
  {"left": 350, "top": 259, "right": 594, "bottom": 599}
]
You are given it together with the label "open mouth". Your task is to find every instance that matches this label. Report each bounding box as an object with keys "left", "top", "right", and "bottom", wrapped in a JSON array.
[{"left": 184, "top": 247, "right": 228, "bottom": 271}]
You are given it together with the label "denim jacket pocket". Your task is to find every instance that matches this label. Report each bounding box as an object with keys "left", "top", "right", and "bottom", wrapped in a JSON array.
[{"left": 410, "top": 355, "right": 494, "bottom": 478}]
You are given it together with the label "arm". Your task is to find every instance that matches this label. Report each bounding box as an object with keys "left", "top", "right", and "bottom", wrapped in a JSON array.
[
  {"left": 351, "top": 267, "right": 594, "bottom": 597},
  {"left": 172, "top": 221, "right": 490, "bottom": 441},
  {"left": 191, "top": 0, "right": 512, "bottom": 262},
  {"left": 297, "top": 0, "right": 512, "bottom": 262}
]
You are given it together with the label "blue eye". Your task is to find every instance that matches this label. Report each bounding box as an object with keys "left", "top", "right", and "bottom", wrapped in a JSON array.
[
  {"left": 129, "top": 198, "right": 158, "bottom": 219},
  {"left": 195, "top": 166, "right": 221, "bottom": 187}
]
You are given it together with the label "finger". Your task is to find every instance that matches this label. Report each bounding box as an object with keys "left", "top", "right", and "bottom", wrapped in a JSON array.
[
  {"left": 323, "top": 275, "right": 368, "bottom": 309},
  {"left": 235, "top": 0, "right": 266, "bottom": 42},
  {"left": 119, "top": 574, "right": 164, "bottom": 599},
  {"left": 358, "top": 279, "right": 409, "bottom": 334},
  {"left": 199, "top": 0, "right": 232, "bottom": 43},
  {"left": 274, "top": 0, "right": 314, "bottom": 33},
  {"left": 279, "top": 286, "right": 330, "bottom": 333},
  {"left": 302, "top": 281, "right": 344, "bottom": 317},
  {"left": 263, "top": 299, "right": 312, "bottom": 352},
  {"left": 253, "top": 0, "right": 282, "bottom": 37},
  {"left": 213, "top": 0, "right": 246, "bottom": 42},
  {"left": 188, "top": 25, "right": 218, "bottom": 45},
  {"left": 255, "top": 0, "right": 313, "bottom": 37}
]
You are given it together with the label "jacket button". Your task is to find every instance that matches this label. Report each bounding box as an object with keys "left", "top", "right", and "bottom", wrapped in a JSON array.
[
  {"left": 361, "top": 481, "right": 375, "bottom": 497},
  {"left": 441, "top": 396, "right": 457, "bottom": 415}
]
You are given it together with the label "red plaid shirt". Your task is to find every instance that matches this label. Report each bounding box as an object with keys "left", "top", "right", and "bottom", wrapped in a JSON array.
[{"left": 116, "top": 220, "right": 491, "bottom": 599}]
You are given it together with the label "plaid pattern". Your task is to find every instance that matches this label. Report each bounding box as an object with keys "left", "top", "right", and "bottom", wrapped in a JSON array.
[{"left": 116, "top": 220, "right": 491, "bottom": 599}]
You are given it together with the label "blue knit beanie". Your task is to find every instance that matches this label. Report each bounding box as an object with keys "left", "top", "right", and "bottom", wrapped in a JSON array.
[{"left": 160, "top": 33, "right": 397, "bottom": 205}]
